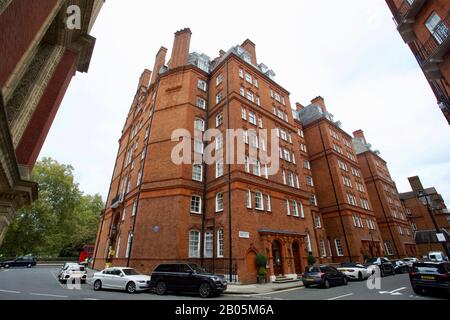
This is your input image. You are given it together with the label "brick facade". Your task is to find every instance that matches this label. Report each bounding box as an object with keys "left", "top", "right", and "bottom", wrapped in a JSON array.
[{"left": 385, "top": 0, "right": 450, "bottom": 124}]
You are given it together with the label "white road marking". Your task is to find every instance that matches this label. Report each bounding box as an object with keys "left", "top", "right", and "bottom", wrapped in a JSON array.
[
  {"left": 379, "top": 287, "right": 407, "bottom": 296},
  {"left": 0, "top": 289, "right": 21, "bottom": 294},
  {"left": 327, "top": 293, "right": 354, "bottom": 300},
  {"left": 29, "top": 293, "right": 69, "bottom": 298},
  {"left": 83, "top": 298, "right": 100, "bottom": 300}
]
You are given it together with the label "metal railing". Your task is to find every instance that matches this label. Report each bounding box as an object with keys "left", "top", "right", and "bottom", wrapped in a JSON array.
[{"left": 420, "top": 14, "right": 450, "bottom": 62}]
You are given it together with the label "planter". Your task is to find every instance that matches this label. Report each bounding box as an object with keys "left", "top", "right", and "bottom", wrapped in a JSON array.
[{"left": 258, "top": 276, "right": 267, "bottom": 284}]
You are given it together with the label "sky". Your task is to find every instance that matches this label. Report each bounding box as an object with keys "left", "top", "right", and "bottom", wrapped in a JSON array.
[{"left": 39, "top": 0, "right": 450, "bottom": 205}]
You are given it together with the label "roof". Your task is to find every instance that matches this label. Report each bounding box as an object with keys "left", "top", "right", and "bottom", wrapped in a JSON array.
[{"left": 399, "top": 187, "right": 438, "bottom": 200}]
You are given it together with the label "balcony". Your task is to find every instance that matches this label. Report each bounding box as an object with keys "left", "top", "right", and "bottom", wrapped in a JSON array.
[
  {"left": 111, "top": 194, "right": 124, "bottom": 209},
  {"left": 394, "top": 0, "right": 428, "bottom": 43},
  {"left": 419, "top": 14, "right": 450, "bottom": 80}
]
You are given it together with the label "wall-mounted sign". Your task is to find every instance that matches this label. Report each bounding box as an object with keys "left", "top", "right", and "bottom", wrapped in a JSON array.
[
  {"left": 239, "top": 231, "right": 250, "bottom": 239},
  {"left": 436, "top": 233, "right": 446, "bottom": 242}
]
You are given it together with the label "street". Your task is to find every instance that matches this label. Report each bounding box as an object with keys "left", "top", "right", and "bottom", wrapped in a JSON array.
[{"left": 0, "top": 267, "right": 447, "bottom": 301}]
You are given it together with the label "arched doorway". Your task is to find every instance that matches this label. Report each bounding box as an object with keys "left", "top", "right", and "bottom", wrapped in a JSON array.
[
  {"left": 272, "top": 240, "right": 284, "bottom": 276},
  {"left": 292, "top": 241, "right": 302, "bottom": 275}
]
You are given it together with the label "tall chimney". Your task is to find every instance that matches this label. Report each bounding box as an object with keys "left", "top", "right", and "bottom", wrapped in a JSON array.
[
  {"left": 353, "top": 130, "right": 366, "bottom": 144},
  {"left": 408, "top": 176, "right": 425, "bottom": 195},
  {"left": 169, "top": 28, "right": 192, "bottom": 69},
  {"left": 311, "top": 96, "right": 327, "bottom": 113},
  {"left": 150, "top": 46, "right": 168, "bottom": 85},
  {"left": 241, "top": 39, "right": 257, "bottom": 65},
  {"left": 296, "top": 102, "right": 305, "bottom": 112},
  {"left": 138, "top": 69, "right": 152, "bottom": 90}
]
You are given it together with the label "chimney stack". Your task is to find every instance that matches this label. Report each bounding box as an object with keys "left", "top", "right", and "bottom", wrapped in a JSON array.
[
  {"left": 219, "top": 50, "right": 226, "bottom": 57},
  {"left": 169, "top": 28, "right": 192, "bottom": 69},
  {"left": 353, "top": 130, "right": 366, "bottom": 144},
  {"left": 408, "top": 176, "right": 425, "bottom": 195},
  {"left": 138, "top": 69, "right": 152, "bottom": 90},
  {"left": 311, "top": 96, "right": 327, "bottom": 113},
  {"left": 241, "top": 39, "right": 257, "bottom": 65},
  {"left": 296, "top": 102, "right": 305, "bottom": 112},
  {"left": 150, "top": 46, "right": 168, "bottom": 85}
]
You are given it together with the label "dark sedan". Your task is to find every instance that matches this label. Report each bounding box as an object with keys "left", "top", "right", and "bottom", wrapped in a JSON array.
[
  {"left": 410, "top": 262, "right": 450, "bottom": 296},
  {"left": 302, "top": 265, "right": 348, "bottom": 289},
  {"left": 0, "top": 256, "right": 37, "bottom": 268},
  {"left": 391, "top": 260, "right": 410, "bottom": 274},
  {"left": 364, "top": 257, "right": 395, "bottom": 277},
  {"left": 149, "top": 263, "right": 227, "bottom": 298}
]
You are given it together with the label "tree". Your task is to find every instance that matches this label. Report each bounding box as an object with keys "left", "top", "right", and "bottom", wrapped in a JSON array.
[{"left": 0, "top": 157, "right": 103, "bottom": 257}]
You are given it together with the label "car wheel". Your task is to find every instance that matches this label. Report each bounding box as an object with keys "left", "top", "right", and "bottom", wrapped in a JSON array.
[
  {"left": 199, "top": 282, "right": 212, "bottom": 298},
  {"left": 27, "top": 264, "right": 32, "bottom": 268},
  {"left": 391, "top": 268, "right": 396, "bottom": 276},
  {"left": 93, "top": 280, "right": 102, "bottom": 291},
  {"left": 155, "top": 281, "right": 167, "bottom": 296},
  {"left": 323, "top": 279, "right": 331, "bottom": 289},
  {"left": 358, "top": 272, "right": 363, "bottom": 281},
  {"left": 126, "top": 282, "right": 137, "bottom": 294}
]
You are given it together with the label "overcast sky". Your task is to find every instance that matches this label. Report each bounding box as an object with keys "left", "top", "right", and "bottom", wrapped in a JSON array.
[{"left": 39, "top": 0, "right": 450, "bottom": 205}]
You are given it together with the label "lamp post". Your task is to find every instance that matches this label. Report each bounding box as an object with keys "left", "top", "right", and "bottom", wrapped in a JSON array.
[{"left": 418, "top": 190, "right": 450, "bottom": 258}]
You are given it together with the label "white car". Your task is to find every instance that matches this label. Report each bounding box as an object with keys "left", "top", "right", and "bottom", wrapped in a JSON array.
[
  {"left": 337, "top": 263, "right": 372, "bottom": 281},
  {"left": 92, "top": 267, "right": 151, "bottom": 294},
  {"left": 401, "top": 257, "right": 419, "bottom": 269},
  {"left": 59, "top": 264, "right": 87, "bottom": 283}
]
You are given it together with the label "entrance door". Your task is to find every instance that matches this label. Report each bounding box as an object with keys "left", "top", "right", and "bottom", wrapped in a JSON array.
[
  {"left": 292, "top": 242, "right": 302, "bottom": 275},
  {"left": 272, "top": 241, "right": 284, "bottom": 276}
]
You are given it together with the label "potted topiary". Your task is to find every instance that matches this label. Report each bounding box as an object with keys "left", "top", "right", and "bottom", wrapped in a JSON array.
[{"left": 255, "top": 254, "right": 268, "bottom": 284}]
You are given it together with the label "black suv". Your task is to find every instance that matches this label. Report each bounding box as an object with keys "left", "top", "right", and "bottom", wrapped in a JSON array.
[
  {"left": 0, "top": 255, "right": 37, "bottom": 268},
  {"left": 364, "top": 257, "right": 395, "bottom": 277},
  {"left": 149, "top": 263, "right": 228, "bottom": 298}
]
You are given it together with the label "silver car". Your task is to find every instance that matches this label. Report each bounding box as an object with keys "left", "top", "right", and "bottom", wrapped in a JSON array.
[{"left": 92, "top": 267, "right": 151, "bottom": 294}]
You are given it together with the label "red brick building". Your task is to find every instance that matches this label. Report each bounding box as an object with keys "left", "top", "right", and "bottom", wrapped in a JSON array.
[
  {"left": 352, "top": 130, "right": 417, "bottom": 259},
  {"left": 0, "top": 0, "right": 104, "bottom": 244},
  {"left": 295, "top": 99, "right": 385, "bottom": 264},
  {"left": 400, "top": 176, "right": 450, "bottom": 257},
  {"left": 385, "top": 0, "right": 450, "bottom": 124},
  {"left": 93, "top": 29, "right": 324, "bottom": 284}
]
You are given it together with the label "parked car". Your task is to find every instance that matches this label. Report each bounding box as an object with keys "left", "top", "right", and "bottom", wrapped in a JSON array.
[
  {"left": 390, "top": 260, "right": 410, "bottom": 274},
  {"left": 402, "top": 257, "right": 419, "bottom": 270},
  {"left": 428, "top": 252, "right": 448, "bottom": 262},
  {"left": 0, "top": 255, "right": 37, "bottom": 268},
  {"left": 364, "top": 257, "right": 395, "bottom": 277},
  {"left": 409, "top": 262, "right": 450, "bottom": 296},
  {"left": 92, "top": 267, "right": 151, "bottom": 294},
  {"left": 337, "top": 263, "right": 372, "bottom": 281},
  {"left": 149, "top": 263, "right": 228, "bottom": 298},
  {"left": 58, "top": 264, "right": 87, "bottom": 283},
  {"left": 302, "top": 265, "right": 348, "bottom": 289}
]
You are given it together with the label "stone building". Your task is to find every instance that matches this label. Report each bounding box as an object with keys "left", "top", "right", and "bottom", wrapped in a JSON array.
[{"left": 0, "top": 0, "right": 104, "bottom": 244}]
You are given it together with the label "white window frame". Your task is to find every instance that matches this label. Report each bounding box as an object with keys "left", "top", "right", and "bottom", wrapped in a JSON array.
[
  {"left": 216, "top": 193, "right": 224, "bottom": 212},
  {"left": 335, "top": 239, "right": 344, "bottom": 257},
  {"left": 192, "top": 164, "right": 203, "bottom": 182},
  {"left": 189, "top": 230, "right": 201, "bottom": 258},
  {"left": 190, "top": 195, "right": 202, "bottom": 214}
]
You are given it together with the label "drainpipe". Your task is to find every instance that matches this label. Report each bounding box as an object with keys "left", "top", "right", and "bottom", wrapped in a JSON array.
[
  {"left": 225, "top": 60, "right": 233, "bottom": 282},
  {"left": 127, "top": 79, "right": 160, "bottom": 267},
  {"left": 318, "top": 125, "right": 352, "bottom": 262}
]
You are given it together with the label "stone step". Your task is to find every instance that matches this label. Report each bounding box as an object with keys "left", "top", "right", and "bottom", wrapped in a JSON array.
[{"left": 273, "top": 278, "right": 301, "bottom": 284}]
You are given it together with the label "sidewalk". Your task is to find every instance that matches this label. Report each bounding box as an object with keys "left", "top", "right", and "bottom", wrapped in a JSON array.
[{"left": 224, "top": 280, "right": 304, "bottom": 295}]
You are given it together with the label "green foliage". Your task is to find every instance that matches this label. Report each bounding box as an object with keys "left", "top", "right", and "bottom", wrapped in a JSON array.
[
  {"left": 0, "top": 157, "right": 104, "bottom": 257},
  {"left": 307, "top": 252, "right": 317, "bottom": 266},
  {"left": 258, "top": 266, "right": 267, "bottom": 277},
  {"left": 255, "top": 254, "right": 267, "bottom": 268}
]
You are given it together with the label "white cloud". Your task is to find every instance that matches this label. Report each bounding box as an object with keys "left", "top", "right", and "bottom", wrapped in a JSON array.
[{"left": 39, "top": 0, "right": 450, "bottom": 204}]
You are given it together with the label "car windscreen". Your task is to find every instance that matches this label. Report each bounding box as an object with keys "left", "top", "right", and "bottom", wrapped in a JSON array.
[
  {"left": 413, "top": 264, "right": 440, "bottom": 274},
  {"left": 122, "top": 269, "right": 140, "bottom": 276},
  {"left": 189, "top": 264, "right": 208, "bottom": 274},
  {"left": 366, "top": 258, "right": 378, "bottom": 264},
  {"left": 305, "top": 266, "right": 320, "bottom": 273}
]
